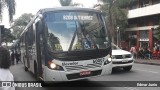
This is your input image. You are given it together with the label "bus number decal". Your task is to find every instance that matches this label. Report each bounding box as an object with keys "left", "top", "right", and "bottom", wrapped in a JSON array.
[
  {"left": 63, "top": 15, "right": 93, "bottom": 20},
  {"left": 93, "top": 58, "right": 104, "bottom": 64}
]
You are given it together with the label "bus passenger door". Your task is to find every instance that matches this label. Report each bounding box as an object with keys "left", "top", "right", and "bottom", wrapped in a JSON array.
[
  {"left": 27, "top": 25, "right": 36, "bottom": 73},
  {"left": 40, "top": 34, "right": 45, "bottom": 79},
  {"left": 35, "top": 20, "right": 43, "bottom": 79},
  {"left": 24, "top": 31, "right": 30, "bottom": 70}
]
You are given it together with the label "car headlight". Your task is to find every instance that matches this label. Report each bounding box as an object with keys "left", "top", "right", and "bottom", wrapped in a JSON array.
[
  {"left": 48, "top": 61, "right": 64, "bottom": 71},
  {"left": 130, "top": 54, "right": 133, "bottom": 58}
]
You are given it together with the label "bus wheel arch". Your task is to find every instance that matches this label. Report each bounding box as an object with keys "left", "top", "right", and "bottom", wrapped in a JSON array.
[{"left": 24, "top": 56, "right": 28, "bottom": 71}]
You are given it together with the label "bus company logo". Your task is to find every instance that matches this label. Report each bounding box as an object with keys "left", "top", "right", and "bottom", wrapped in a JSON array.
[
  {"left": 1, "top": 82, "right": 42, "bottom": 87},
  {"left": 1, "top": 82, "right": 11, "bottom": 87},
  {"left": 62, "top": 62, "right": 78, "bottom": 66},
  {"left": 93, "top": 58, "right": 104, "bottom": 64}
]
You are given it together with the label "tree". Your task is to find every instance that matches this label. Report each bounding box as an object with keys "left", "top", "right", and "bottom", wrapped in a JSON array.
[
  {"left": 154, "top": 22, "right": 160, "bottom": 42},
  {"left": 59, "top": 0, "right": 82, "bottom": 6},
  {"left": 11, "top": 13, "right": 34, "bottom": 38},
  {"left": 1, "top": 28, "right": 15, "bottom": 46},
  {"left": 59, "top": 0, "right": 72, "bottom": 6},
  {"left": 0, "top": 0, "right": 16, "bottom": 22},
  {"left": 98, "top": 0, "right": 132, "bottom": 44}
]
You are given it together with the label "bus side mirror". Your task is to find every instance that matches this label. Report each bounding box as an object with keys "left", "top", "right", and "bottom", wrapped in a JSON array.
[{"left": 37, "top": 20, "right": 43, "bottom": 34}]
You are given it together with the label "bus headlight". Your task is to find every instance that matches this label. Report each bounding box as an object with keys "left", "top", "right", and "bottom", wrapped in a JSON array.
[
  {"left": 50, "top": 63, "right": 56, "bottom": 69},
  {"left": 108, "top": 57, "right": 112, "bottom": 62},
  {"left": 104, "top": 57, "right": 112, "bottom": 65},
  {"left": 48, "top": 61, "right": 64, "bottom": 71}
]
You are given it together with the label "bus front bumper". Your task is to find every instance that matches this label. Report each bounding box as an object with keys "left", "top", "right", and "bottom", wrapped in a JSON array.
[{"left": 44, "top": 62, "right": 112, "bottom": 81}]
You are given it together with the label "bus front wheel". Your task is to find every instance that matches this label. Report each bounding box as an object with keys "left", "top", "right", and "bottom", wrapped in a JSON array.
[
  {"left": 24, "top": 57, "right": 28, "bottom": 71},
  {"left": 24, "top": 66, "right": 28, "bottom": 71}
]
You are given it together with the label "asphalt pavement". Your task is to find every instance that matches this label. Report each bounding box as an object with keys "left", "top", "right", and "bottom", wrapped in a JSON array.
[
  {"left": 10, "top": 63, "right": 160, "bottom": 90},
  {"left": 135, "top": 58, "right": 160, "bottom": 66}
]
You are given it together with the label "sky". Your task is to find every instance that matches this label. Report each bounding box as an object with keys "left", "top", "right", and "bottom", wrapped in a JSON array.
[{"left": 0, "top": 0, "right": 98, "bottom": 28}]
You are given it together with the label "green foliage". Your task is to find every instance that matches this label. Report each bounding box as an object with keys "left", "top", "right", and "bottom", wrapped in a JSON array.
[
  {"left": 99, "top": 0, "right": 133, "bottom": 7},
  {"left": 114, "top": 0, "right": 133, "bottom": 8},
  {"left": 59, "top": 0, "right": 72, "bottom": 6},
  {"left": 98, "top": 0, "right": 130, "bottom": 40},
  {"left": 12, "top": 26, "right": 22, "bottom": 38},
  {"left": 11, "top": 13, "right": 34, "bottom": 38},
  {"left": 154, "top": 22, "right": 160, "bottom": 41},
  {"left": 100, "top": 0, "right": 129, "bottom": 29},
  {"left": 13, "top": 13, "right": 34, "bottom": 26},
  {"left": 1, "top": 28, "right": 15, "bottom": 45},
  {"left": 59, "top": 0, "right": 81, "bottom": 6},
  {"left": 0, "top": 0, "right": 16, "bottom": 22}
]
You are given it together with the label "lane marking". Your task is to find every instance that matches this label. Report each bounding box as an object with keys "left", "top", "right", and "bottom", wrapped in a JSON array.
[
  {"left": 124, "top": 87, "right": 139, "bottom": 90},
  {"left": 134, "top": 69, "right": 159, "bottom": 74},
  {"left": 118, "top": 84, "right": 139, "bottom": 90}
]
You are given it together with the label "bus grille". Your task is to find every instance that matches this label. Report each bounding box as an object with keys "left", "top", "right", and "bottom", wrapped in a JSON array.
[
  {"left": 65, "top": 63, "right": 102, "bottom": 71},
  {"left": 115, "top": 54, "right": 131, "bottom": 59}
]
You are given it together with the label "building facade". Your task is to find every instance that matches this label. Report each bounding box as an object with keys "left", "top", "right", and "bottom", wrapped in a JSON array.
[{"left": 126, "top": 0, "right": 160, "bottom": 51}]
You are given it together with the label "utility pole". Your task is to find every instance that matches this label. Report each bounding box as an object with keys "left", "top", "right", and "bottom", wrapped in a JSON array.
[
  {"left": 0, "top": 25, "right": 4, "bottom": 46},
  {"left": 117, "top": 27, "right": 119, "bottom": 46}
]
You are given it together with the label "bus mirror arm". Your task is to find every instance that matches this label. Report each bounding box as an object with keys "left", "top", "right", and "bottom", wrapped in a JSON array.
[{"left": 38, "top": 14, "right": 43, "bottom": 19}]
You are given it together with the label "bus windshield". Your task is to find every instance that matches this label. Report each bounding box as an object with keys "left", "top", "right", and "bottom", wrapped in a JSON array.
[{"left": 45, "top": 11, "right": 109, "bottom": 52}]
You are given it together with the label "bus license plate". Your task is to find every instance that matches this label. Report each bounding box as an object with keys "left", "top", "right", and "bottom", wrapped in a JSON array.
[{"left": 80, "top": 71, "right": 91, "bottom": 76}]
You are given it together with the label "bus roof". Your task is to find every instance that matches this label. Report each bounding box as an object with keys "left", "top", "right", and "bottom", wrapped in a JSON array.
[{"left": 37, "top": 6, "right": 102, "bottom": 14}]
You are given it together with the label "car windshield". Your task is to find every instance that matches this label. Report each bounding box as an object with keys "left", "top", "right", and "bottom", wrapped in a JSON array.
[
  {"left": 44, "top": 11, "right": 109, "bottom": 52},
  {"left": 112, "top": 44, "right": 120, "bottom": 50}
]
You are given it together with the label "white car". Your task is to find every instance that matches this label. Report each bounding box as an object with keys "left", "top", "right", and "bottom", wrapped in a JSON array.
[{"left": 112, "top": 44, "right": 134, "bottom": 71}]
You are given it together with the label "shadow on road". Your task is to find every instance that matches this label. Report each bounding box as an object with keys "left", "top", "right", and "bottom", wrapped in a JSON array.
[
  {"left": 42, "top": 80, "right": 106, "bottom": 87},
  {"left": 111, "top": 68, "right": 135, "bottom": 75}
]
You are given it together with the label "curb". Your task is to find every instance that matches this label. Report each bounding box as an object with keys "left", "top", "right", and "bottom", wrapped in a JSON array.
[{"left": 134, "top": 61, "right": 160, "bottom": 66}]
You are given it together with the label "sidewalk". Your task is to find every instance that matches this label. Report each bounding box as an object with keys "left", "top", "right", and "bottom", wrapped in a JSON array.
[{"left": 134, "top": 58, "right": 160, "bottom": 66}]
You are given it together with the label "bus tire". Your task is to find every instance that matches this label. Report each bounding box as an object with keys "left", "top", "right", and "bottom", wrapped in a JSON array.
[
  {"left": 111, "top": 68, "right": 116, "bottom": 74},
  {"left": 24, "top": 66, "right": 28, "bottom": 71},
  {"left": 34, "top": 62, "right": 38, "bottom": 78},
  {"left": 23, "top": 57, "right": 28, "bottom": 71}
]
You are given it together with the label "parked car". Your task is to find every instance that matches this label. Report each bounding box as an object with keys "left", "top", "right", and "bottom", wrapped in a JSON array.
[{"left": 112, "top": 44, "right": 134, "bottom": 71}]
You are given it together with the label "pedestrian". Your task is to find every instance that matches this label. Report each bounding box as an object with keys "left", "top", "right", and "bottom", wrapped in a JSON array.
[
  {"left": 130, "top": 45, "right": 137, "bottom": 59},
  {"left": 138, "top": 47, "right": 145, "bottom": 59},
  {"left": 10, "top": 50, "right": 15, "bottom": 65},
  {"left": 154, "top": 43, "right": 159, "bottom": 52},
  {"left": 15, "top": 51, "right": 20, "bottom": 64},
  {"left": 144, "top": 47, "right": 152, "bottom": 59},
  {"left": 0, "top": 46, "right": 15, "bottom": 90}
]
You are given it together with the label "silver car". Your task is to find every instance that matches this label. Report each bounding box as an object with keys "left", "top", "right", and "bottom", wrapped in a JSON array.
[{"left": 112, "top": 44, "right": 134, "bottom": 71}]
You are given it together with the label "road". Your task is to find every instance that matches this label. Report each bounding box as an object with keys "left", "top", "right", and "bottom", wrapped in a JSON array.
[{"left": 9, "top": 63, "right": 160, "bottom": 90}]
